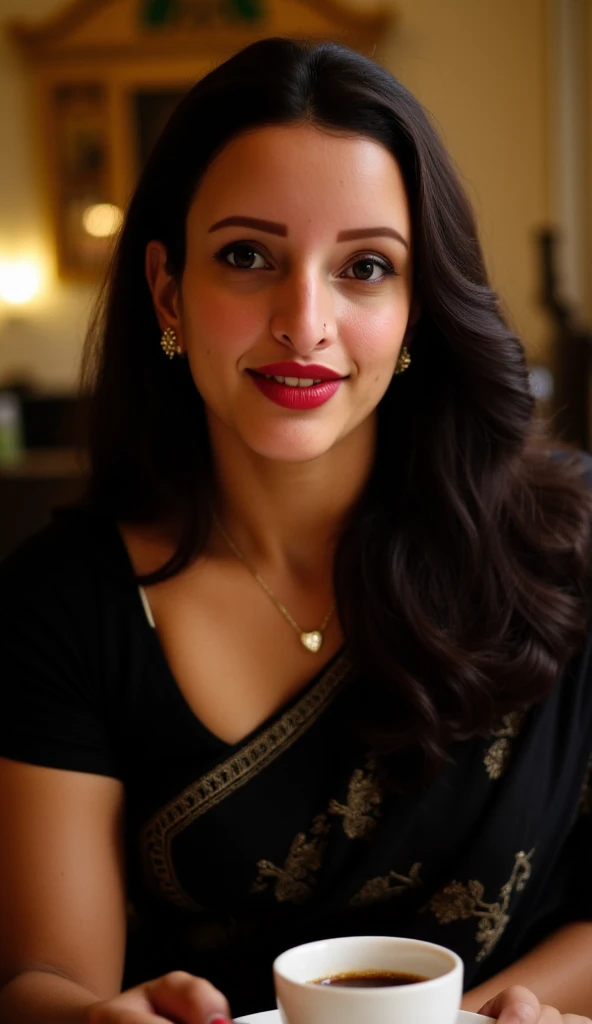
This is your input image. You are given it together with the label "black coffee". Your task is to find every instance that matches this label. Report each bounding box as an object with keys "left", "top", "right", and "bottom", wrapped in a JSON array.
[{"left": 312, "top": 970, "right": 428, "bottom": 988}]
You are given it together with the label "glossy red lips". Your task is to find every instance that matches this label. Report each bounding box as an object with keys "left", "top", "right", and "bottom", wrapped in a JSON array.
[
  {"left": 252, "top": 362, "right": 343, "bottom": 381},
  {"left": 247, "top": 362, "right": 345, "bottom": 409},
  {"left": 249, "top": 373, "right": 342, "bottom": 409}
]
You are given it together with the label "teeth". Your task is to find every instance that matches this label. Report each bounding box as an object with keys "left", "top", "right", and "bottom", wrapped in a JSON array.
[{"left": 264, "top": 375, "right": 325, "bottom": 387}]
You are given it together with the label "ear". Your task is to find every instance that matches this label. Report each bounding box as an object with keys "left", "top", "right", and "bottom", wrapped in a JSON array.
[{"left": 145, "top": 240, "right": 184, "bottom": 351}]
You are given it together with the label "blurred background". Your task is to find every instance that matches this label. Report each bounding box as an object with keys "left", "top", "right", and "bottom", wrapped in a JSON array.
[{"left": 0, "top": 0, "right": 591, "bottom": 558}]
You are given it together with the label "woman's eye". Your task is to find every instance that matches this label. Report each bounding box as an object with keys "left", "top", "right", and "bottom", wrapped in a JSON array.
[
  {"left": 342, "top": 256, "right": 395, "bottom": 283},
  {"left": 214, "top": 246, "right": 395, "bottom": 281},
  {"left": 215, "top": 244, "right": 270, "bottom": 270}
]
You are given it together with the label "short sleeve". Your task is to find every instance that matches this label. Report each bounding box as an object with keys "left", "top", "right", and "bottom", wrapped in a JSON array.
[{"left": 0, "top": 520, "right": 123, "bottom": 779}]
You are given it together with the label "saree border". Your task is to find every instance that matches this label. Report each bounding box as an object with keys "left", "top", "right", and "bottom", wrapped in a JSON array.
[{"left": 140, "top": 651, "right": 352, "bottom": 908}]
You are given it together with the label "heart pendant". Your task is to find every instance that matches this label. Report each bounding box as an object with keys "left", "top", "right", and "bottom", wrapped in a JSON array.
[{"left": 300, "top": 630, "right": 323, "bottom": 653}]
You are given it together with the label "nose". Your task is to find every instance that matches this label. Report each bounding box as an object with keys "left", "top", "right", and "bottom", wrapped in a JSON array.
[{"left": 269, "top": 270, "right": 336, "bottom": 355}]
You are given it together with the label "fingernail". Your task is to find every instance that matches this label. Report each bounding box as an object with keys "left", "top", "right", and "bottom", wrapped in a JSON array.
[{"left": 206, "top": 1014, "right": 231, "bottom": 1024}]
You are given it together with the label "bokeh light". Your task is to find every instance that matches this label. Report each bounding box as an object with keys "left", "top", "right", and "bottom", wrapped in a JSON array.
[
  {"left": 82, "top": 203, "right": 124, "bottom": 238},
  {"left": 0, "top": 259, "right": 43, "bottom": 305}
]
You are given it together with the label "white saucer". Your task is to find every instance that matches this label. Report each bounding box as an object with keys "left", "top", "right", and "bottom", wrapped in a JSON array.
[{"left": 236, "top": 1010, "right": 495, "bottom": 1024}]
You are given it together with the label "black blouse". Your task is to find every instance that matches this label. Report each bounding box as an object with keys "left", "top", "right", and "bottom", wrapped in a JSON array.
[{"left": 1, "top": 509, "right": 591, "bottom": 1017}]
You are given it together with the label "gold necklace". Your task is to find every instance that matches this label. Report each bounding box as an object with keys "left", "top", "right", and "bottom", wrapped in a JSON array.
[{"left": 214, "top": 515, "right": 334, "bottom": 653}]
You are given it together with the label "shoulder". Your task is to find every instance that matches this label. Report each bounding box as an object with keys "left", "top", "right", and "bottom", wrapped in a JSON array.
[
  {"left": 0, "top": 507, "right": 130, "bottom": 598},
  {"left": 0, "top": 510, "right": 129, "bottom": 777},
  {"left": 0, "top": 509, "right": 138, "bottom": 646}
]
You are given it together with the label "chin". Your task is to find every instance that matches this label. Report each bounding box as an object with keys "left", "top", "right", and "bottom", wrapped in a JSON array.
[
  {"left": 249, "top": 444, "right": 335, "bottom": 465},
  {"left": 243, "top": 427, "right": 338, "bottom": 464}
]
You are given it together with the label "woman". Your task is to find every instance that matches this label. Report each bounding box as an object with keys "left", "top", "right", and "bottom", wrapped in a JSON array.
[{"left": 1, "top": 35, "right": 591, "bottom": 1024}]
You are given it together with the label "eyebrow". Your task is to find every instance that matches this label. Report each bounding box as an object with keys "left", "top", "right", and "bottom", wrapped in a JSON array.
[{"left": 207, "top": 215, "right": 409, "bottom": 249}]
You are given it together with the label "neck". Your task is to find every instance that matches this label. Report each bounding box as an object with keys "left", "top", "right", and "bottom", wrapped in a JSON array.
[{"left": 208, "top": 414, "right": 376, "bottom": 582}]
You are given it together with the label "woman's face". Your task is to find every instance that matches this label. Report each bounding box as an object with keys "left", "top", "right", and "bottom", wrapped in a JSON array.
[{"left": 150, "top": 123, "right": 414, "bottom": 464}]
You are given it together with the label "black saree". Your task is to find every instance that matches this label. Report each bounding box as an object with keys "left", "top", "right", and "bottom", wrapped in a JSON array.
[
  {"left": 2, "top": 510, "right": 591, "bottom": 1017},
  {"left": 124, "top": 639, "right": 592, "bottom": 1016}
]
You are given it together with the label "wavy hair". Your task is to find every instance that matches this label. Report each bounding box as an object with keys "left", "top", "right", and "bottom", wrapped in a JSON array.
[{"left": 82, "top": 36, "right": 592, "bottom": 781}]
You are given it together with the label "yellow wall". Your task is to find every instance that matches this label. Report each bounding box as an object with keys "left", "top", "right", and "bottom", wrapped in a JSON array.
[
  {"left": 0, "top": 0, "right": 97, "bottom": 391},
  {"left": 381, "top": 0, "right": 552, "bottom": 358},
  {"left": 0, "top": 0, "right": 556, "bottom": 390}
]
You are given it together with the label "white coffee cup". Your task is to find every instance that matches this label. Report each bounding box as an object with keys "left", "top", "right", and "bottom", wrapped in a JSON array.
[{"left": 273, "top": 935, "right": 464, "bottom": 1024}]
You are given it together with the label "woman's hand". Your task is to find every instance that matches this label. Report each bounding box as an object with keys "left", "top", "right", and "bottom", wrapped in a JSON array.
[
  {"left": 87, "top": 971, "right": 231, "bottom": 1024},
  {"left": 478, "top": 985, "right": 592, "bottom": 1024}
]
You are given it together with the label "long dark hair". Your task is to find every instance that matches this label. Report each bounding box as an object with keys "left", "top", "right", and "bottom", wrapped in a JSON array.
[{"left": 82, "top": 36, "right": 592, "bottom": 779}]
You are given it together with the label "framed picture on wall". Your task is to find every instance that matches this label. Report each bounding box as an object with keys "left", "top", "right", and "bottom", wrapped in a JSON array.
[
  {"left": 9, "top": 0, "right": 392, "bottom": 281},
  {"left": 50, "top": 83, "right": 119, "bottom": 275}
]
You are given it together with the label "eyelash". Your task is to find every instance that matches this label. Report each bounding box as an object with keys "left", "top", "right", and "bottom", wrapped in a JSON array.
[{"left": 213, "top": 242, "right": 398, "bottom": 283}]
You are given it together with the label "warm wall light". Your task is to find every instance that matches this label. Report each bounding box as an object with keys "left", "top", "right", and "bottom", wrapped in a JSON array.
[
  {"left": 0, "top": 258, "right": 42, "bottom": 305},
  {"left": 82, "top": 203, "right": 124, "bottom": 238}
]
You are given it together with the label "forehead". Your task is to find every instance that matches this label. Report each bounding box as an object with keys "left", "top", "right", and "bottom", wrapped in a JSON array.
[{"left": 188, "top": 123, "right": 410, "bottom": 239}]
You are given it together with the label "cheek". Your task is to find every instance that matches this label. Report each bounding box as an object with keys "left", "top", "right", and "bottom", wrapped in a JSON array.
[
  {"left": 344, "top": 303, "right": 409, "bottom": 366},
  {"left": 184, "top": 285, "right": 265, "bottom": 357}
]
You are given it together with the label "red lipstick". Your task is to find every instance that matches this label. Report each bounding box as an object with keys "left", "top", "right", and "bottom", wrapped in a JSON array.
[
  {"left": 252, "top": 362, "right": 344, "bottom": 381},
  {"left": 247, "top": 362, "right": 346, "bottom": 411}
]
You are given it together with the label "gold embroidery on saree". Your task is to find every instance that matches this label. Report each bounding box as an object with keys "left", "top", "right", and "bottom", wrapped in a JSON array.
[
  {"left": 140, "top": 653, "right": 351, "bottom": 909},
  {"left": 250, "top": 753, "right": 383, "bottom": 905},
  {"left": 328, "top": 754, "right": 384, "bottom": 838},
  {"left": 427, "top": 849, "right": 534, "bottom": 961},
  {"left": 351, "top": 862, "right": 422, "bottom": 907},
  {"left": 251, "top": 814, "right": 331, "bottom": 904},
  {"left": 484, "top": 711, "right": 527, "bottom": 780}
]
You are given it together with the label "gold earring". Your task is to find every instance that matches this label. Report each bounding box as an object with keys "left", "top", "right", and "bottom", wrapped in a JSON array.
[
  {"left": 160, "top": 327, "right": 182, "bottom": 359},
  {"left": 394, "top": 345, "right": 411, "bottom": 375}
]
